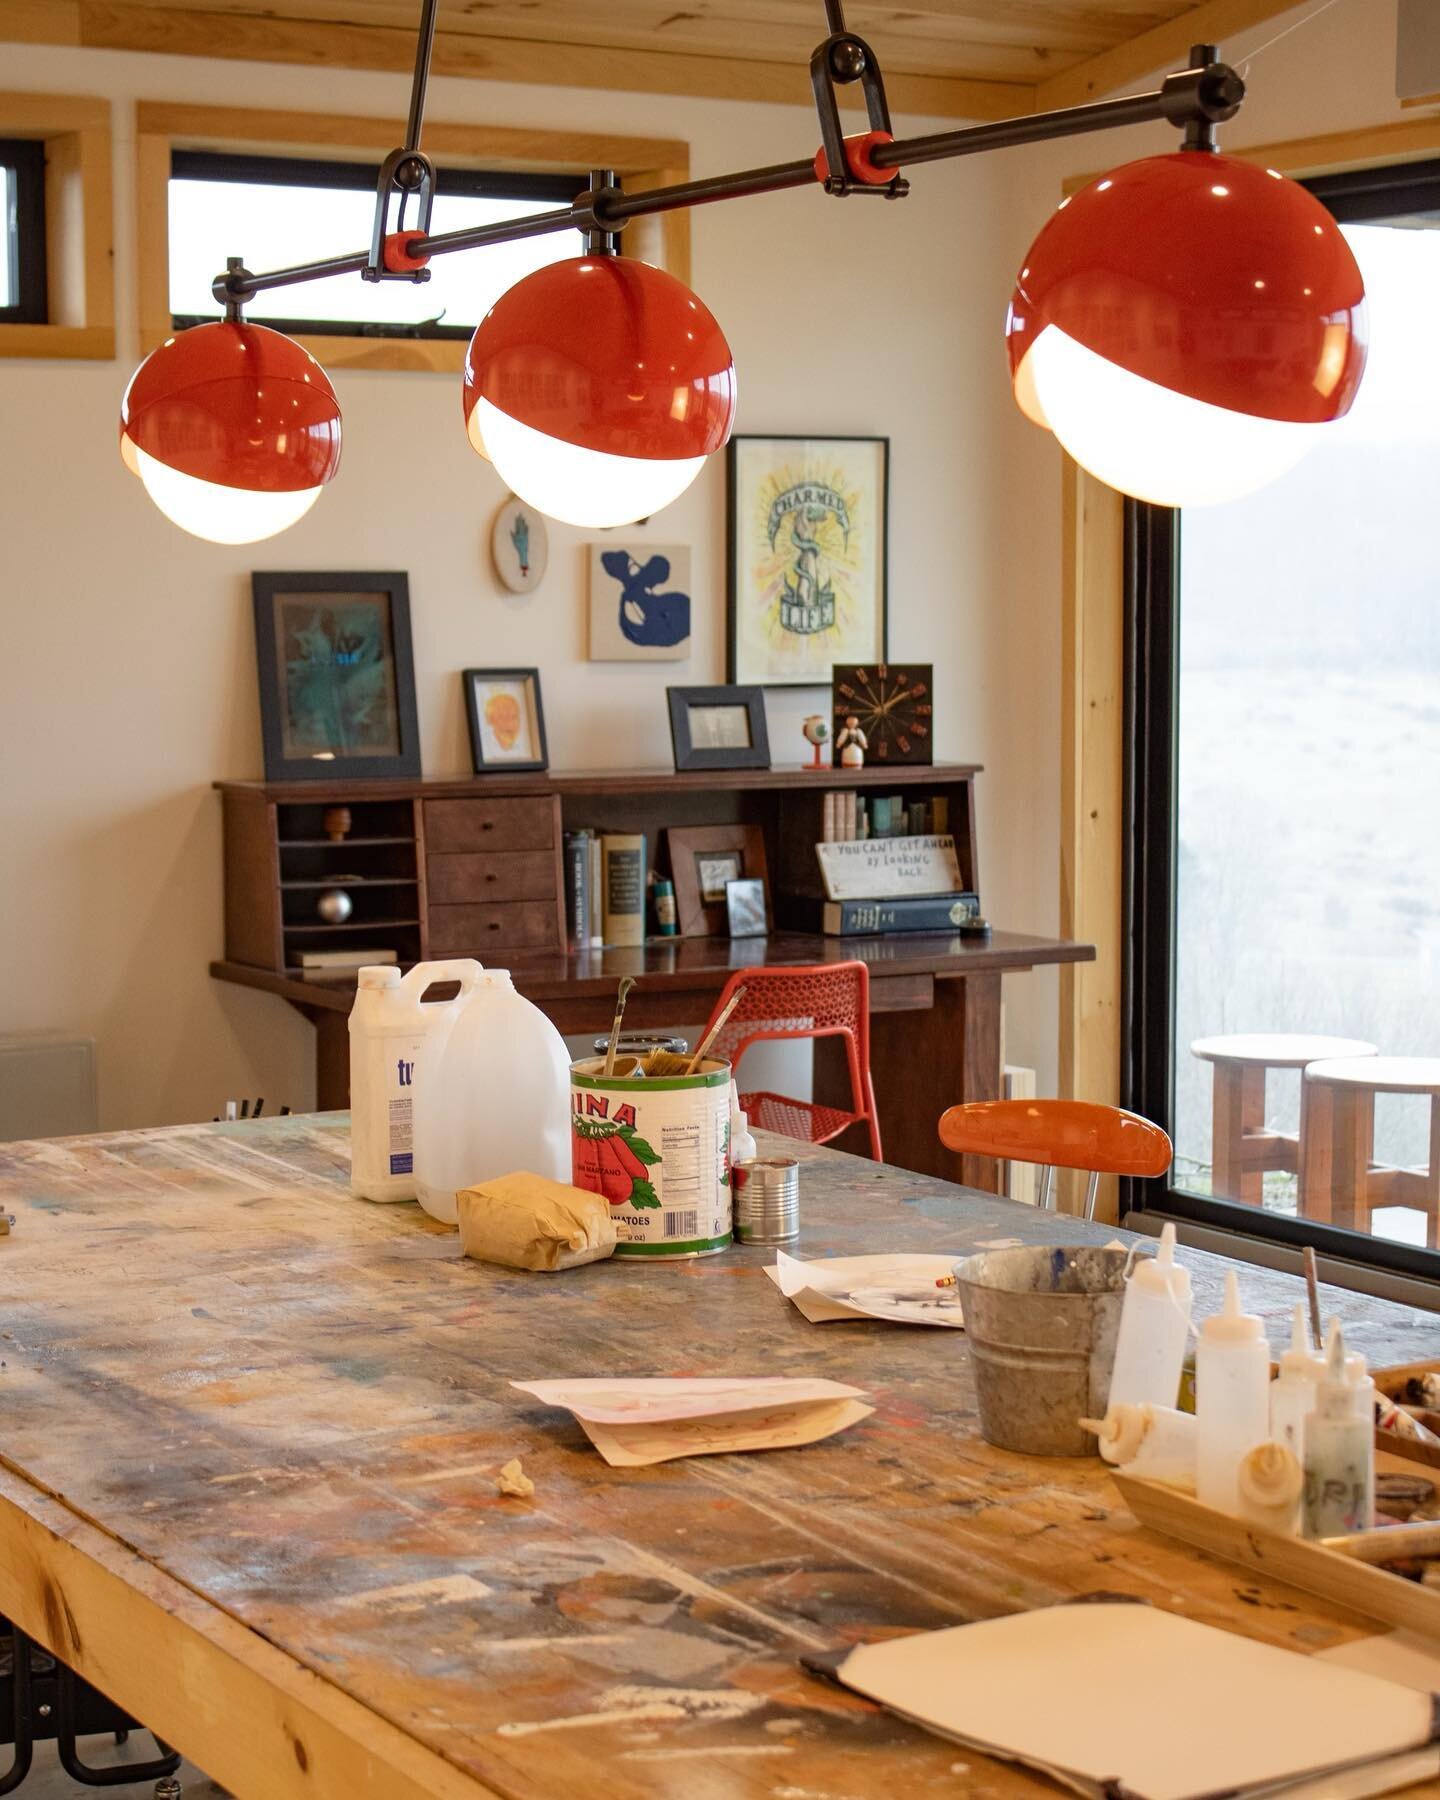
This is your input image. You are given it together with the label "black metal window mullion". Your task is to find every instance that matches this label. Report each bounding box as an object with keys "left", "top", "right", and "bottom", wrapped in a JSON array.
[{"left": 0, "top": 138, "right": 48, "bottom": 326}]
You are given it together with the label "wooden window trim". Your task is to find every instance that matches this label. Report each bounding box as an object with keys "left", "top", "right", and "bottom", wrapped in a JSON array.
[
  {"left": 1057, "top": 114, "right": 1440, "bottom": 1216},
  {"left": 136, "top": 103, "right": 691, "bottom": 374},
  {"left": 0, "top": 92, "right": 113, "bottom": 360}
]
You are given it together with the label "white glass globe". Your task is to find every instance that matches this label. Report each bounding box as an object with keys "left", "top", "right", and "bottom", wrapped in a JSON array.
[
  {"left": 135, "top": 447, "right": 324, "bottom": 544},
  {"left": 469, "top": 399, "right": 705, "bottom": 529},
  {"left": 1020, "top": 326, "right": 1321, "bottom": 507}
]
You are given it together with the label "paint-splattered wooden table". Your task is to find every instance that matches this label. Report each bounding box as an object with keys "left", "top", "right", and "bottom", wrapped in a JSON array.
[{"left": 3, "top": 1114, "right": 1440, "bottom": 1800}]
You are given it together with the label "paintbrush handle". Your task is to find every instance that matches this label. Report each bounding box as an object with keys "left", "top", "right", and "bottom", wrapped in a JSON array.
[
  {"left": 603, "top": 976, "right": 638, "bottom": 1077},
  {"left": 1303, "top": 1245, "right": 1323, "bottom": 1350},
  {"left": 1323, "top": 1522, "right": 1440, "bottom": 1563},
  {"left": 686, "top": 985, "right": 747, "bottom": 1075}
]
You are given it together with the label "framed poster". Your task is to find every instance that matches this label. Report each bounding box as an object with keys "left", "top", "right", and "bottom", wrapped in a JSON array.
[
  {"left": 727, "top": 434, "right": 888, "bottom": 687},
  {"left": 251, "top": 571, "right": 420, "bottom": 782}
]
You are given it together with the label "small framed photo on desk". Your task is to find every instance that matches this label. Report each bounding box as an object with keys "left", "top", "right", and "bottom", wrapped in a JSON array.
[
  {"left": 666, "top": 823, "right": 770, "bottom": 937},
  {"left": 667, "top": 685, "right": 770, "bottom": 772}
]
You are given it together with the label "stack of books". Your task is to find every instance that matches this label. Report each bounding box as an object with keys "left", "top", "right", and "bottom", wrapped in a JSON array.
[
  {"left": 818, "top": 792, "right": 950, "bottom": 843},
  {"left": 292, "top": 947, "right": 398, "bottom": 982},
  {"left": 563, "top": 830, "right": 648, "bottom": 950}
]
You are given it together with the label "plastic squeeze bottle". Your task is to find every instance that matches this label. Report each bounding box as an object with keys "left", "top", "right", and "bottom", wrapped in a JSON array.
[
  {"left": 1196, "top": 1270, "right": 1272, "bottom": 1516},
  {"left": 1107, "top": 1222, "right": 1193, "bottom": 1411},
  {"left": 1302, "top": 1321, "right": 1373, "bottom": 1538},
  {"left": 728, "top": 1080, "right": 757, "bottom": 1169},
  {"left": 1270, "top": 1302, "right": 1324, "bottom": 1466}
]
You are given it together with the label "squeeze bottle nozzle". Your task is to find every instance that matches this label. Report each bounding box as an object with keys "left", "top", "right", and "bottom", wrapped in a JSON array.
[
  {"left": 1201, "top": 1269, "right": 1263, "bottom": 1343},
  {"left": 1278, "top": 1302, "right": 1320, "bottom": 1378},
  {"left": 1129, "top": 1221, "right": 1193, "bottom": 1304}
]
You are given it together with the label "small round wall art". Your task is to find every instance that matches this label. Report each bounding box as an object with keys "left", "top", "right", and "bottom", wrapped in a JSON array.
[{"left": 491, "top": 496, "right": 549, "bottom": 595}]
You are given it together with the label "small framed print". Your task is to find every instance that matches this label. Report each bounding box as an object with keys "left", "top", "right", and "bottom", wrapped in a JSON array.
[
  {"left": 666, "top": 824, "right": 770, "bottom": 938},
  {"left": 727, "top": 434, "right": 888, "bottom": 687},
  {"left": 725, "top": 877, "right": 768, "bottom": 939},
  {"left": 251, "top": 571, "right": 420, "bottom": 782},
  {"left": 463, "top": 667, "right": 549, "bottom": 773},
  {"left": 666, "top": 685, "right": 770, "bottom": 772},
  {"left": 832, "top": 662, "right": 934, "bottom": 765}
]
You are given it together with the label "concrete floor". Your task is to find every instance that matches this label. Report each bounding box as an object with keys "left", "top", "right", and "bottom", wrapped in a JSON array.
[{"left": 7, "top": 1737, "right": 225, "bottom": 1797}]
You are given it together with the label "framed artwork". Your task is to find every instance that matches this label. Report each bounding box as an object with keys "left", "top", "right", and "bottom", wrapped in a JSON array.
[
  {"left": 667, "top": 685, "right": 770, "bottom": 772},
  {"left": 725, "top": 877, "right": 768, "bottom": 939},
  {"left": 727, "top": 434, "right": 888, "bottom": 687},
  {"left": 491, "top": 496, "right": 548, "bottom": 595},
  {"left": 832, "top": 662, "right": 935, "bottom": 765},
  {"left": 251, "top": 571, "right": 420, "bottom": 783},
  {"left": 666, "top": 824, "right": 770, "bottom": 937},
  {"left": 589, "top": 545, "right": 692, "bottom": 661},
  {"left": 463, "top": 668, "right": 549, "bottom": 773}
]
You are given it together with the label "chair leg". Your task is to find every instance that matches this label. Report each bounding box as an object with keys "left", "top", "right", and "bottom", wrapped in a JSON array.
[
  {"left": 1037, "top": 1166, "right": 1055, "bottom": 1212},
  {"left": 1083, "top": 1170, "right": 1100, "bottom": 1222}
]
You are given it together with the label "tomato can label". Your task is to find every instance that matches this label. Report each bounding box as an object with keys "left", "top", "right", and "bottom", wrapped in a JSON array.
[{"left": 570, "top": 1058, "right": 732, "bottom": 1257}]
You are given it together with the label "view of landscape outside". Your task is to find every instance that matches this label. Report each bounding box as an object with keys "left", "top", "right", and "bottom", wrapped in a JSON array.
[
  {"left": 0, "top": 164, "right": 15, "bottom": 308},
  {"left": 1175, "top": 219, "right": 1440, "bottom": 1248}
]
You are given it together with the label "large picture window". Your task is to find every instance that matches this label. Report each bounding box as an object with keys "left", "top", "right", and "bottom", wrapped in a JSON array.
[
  {"left": 1125, "top": 157, "right": 1440, "bottom": 1277},
  {"left": 167, "top": 150, "right": 584, "bottom": 338}
]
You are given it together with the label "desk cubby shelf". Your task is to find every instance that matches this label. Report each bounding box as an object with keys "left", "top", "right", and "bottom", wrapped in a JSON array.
[{"left": 217, "top": 764, "right": 982, "bottom": 974}]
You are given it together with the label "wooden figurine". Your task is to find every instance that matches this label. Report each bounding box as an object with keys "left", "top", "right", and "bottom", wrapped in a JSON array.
[
  {"left": 323, "top": 805, "right": 352, "bottom": 842},
  {"left": 801, "top": 714, "right": 830, "bottom": 770},
  {"left": 836, "top": 714, "right": 868, "bottom": 768}
]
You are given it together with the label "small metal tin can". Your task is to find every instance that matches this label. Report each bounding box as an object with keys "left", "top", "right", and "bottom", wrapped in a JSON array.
[
  {"left": 589, "top": 1032, "right": 689, "bottom": 1059},
  {"left": 733, "top": 1157, "right": 800, "bottom": 1244}
]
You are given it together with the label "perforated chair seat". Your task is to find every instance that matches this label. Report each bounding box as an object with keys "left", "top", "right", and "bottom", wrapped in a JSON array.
[{"left": 739, "top": 1090, "right": 863, "bottom": 1147}]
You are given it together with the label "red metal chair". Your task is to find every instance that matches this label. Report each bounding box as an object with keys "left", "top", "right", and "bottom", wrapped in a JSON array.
[
  {"left": 700, "top": 962, "right": 882, "bottom": 1160},
  {"left": 937, "top": 1099, "right": 1171, "bottom": 1219}
]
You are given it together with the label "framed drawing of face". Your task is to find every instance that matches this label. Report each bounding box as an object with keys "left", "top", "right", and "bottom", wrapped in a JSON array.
[
  {"left": 727, "top": 435, "right": 888, "bottom": 688},
  {"left": 463, "top": 668, "right": 549, "bottom": 773}
]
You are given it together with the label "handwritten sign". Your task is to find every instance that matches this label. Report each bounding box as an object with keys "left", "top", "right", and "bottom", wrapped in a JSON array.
[{"left": 815, "top": 833, "right": 963, "bottom": 902}]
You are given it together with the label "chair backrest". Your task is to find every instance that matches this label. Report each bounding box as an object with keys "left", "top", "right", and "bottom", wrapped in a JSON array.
[
  {"left": 703, "top": 962, "right": 871, "bottom": 1078},
  {"left": 937, "top": 1099, "right": 1172, "bottom": 1177}
]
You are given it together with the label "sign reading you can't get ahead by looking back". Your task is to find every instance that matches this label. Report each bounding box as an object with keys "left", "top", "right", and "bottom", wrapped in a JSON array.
[{"left": 815, "top": 835, "right": 963, "bottom": 903}]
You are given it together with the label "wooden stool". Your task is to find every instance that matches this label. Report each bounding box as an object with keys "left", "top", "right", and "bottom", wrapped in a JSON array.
[
  {"left": 1190, "top": 1034, "right": 1377, "bottom": 1206},
  {"left": 1301, "top": 1057, "right": 1440, "bottom": 1245}
]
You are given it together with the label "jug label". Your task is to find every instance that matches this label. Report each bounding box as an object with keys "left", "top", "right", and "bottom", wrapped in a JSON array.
[{"left": 570, "top": 1075, "right": 731, "bottom": 1258}]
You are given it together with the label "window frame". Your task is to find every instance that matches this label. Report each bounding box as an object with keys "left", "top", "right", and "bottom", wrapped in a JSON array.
[
  {"left": 0, "top": 94, "right": 113, "bottom": 360},
  {"left": 0, "top": 137, "right": 48, "bottom": 324},
  {"left": 1059, "top": 113, "right": 1440, "bottom": 1229},
  {"left": 1118, "top": 155, "right": 1440, "bottom": 1280},
  {"left": 136, "top": 104, "right": 691, "bottom": 375}
]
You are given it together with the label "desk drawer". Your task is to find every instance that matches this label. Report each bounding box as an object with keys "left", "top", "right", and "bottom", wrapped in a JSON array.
[
  {"left": 427, "top": 851, "right": 556, "bottom": 905},
  {"left": 424, "top": 797, "right": 556, "bottom": 854},
  {"left": 428, "top": 901, "right": 559, "bottom": 956}
]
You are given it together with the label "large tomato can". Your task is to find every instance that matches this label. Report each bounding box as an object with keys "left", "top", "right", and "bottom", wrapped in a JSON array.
[{"left": 569, "top": 1057, "right": 732, "bottom": 1257}]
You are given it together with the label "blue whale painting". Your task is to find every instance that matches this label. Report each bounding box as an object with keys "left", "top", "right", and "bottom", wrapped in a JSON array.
[{"left": 601, "top": 550, "right": 691, "bottom": 649}]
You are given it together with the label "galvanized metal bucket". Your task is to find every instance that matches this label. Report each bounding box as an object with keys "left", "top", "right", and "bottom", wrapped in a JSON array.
[{"left": 951, "top": 1244, "right": 1129, "bottom": 1457}]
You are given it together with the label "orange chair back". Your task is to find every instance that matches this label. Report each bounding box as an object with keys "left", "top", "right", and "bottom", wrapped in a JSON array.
[{"left": 937, "top": 1099, "right": 1171, "bottom": 1177}]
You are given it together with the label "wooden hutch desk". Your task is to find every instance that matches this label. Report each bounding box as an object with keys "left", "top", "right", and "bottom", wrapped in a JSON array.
[{"left": 211, "top": 764, "right": 1093, "bottom": 1187}]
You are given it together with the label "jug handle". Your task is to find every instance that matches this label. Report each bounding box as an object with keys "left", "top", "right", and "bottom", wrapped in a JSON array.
[{"left": 399, "top": 959, "right": 486, "bottom": 1005}]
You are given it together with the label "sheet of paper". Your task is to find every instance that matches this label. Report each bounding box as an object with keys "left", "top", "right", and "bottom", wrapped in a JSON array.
[
  {"left": 581, "top": 1397, "right": 875, "bottom": 1467},
  {"left": 764, "top": 1251, "right": 965, "bottom": 1327},
  {"left": 512, "top": 1375, "right": 867, "bottom": 1424}
]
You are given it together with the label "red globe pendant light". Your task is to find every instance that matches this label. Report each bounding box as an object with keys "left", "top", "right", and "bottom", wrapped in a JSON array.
[
  {"left": 462, "top": 255, "right": 737, "bottom": 528},
  {"left": 120, "top": 321, "right": 342, "bottom": 543},
  {"left": 1007, "top": 151, "right": 1367, "bottom": 506}
]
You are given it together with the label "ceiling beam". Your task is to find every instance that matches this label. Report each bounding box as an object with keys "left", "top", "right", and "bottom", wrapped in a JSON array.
[
  {"left": 0, "top": 0, "right": 1035, "bottom": 120},
  {"left": 1032, "top": 0, "right": 1301, "bottom": 109}
]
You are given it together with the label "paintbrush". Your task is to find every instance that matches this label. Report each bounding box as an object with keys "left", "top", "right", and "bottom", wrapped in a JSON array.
[
  {"left": 684, "top": 985, "right": 747, "bottom": 1075},
  {"left": 1303, "top": 1245, "right": 1323, "bottom": 1349},
  {"left": 603, "top": 976, "right": 638, "bottom": 1077},
  {"left": 641, "top": 1048, "right": 692, "bottom": 1077},
  {"left": 1323, "top": 1521, "right": 1440, "bottom": 1563}
]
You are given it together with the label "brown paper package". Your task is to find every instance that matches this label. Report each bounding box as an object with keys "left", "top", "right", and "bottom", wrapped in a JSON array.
[{"left": 456, "top": 1171, "right": 618, "bottom": 1272}]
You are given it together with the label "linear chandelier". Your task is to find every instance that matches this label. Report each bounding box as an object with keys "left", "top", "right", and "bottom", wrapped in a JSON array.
[{"left": 118, "top": 0, "right": 1368, "bottom": 542}]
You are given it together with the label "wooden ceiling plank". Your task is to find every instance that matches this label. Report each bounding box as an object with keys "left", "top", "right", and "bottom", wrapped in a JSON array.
[
  {"left": 86, "top": 0, "right": 1101, "bottom": 81},
  {"left": 67, "top": 0, "right": 1034, "bottom": 117},
  {"left": 1032, "top": 0, "right": 1302, "bottom": 108}
]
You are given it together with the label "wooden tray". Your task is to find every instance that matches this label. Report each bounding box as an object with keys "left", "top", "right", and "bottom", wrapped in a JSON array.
[{"left": 1114, "top": 1463, "right": 1440, "bottom": 1642}]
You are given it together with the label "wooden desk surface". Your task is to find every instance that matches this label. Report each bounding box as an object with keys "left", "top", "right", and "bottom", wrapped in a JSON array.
[
  {"left": 2, "top": 1115, "right": 1435, "bottom": 1800},
  {"left": 212, "top": 926, "right": 1095, "bottom": 1017}
]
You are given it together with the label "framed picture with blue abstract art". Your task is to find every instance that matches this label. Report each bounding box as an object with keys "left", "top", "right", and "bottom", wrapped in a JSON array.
[
  {"left": 726, "top": 435, "right": 888, "bottom": 687},
  {"left": 588, "top": 543, "right": 692, "bottom": 661},
  {"left": 251, "top": 571, "right": 421, "bottom": 782}
]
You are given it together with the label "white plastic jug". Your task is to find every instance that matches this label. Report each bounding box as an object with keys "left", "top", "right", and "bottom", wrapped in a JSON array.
[
  {"left": 348, "top": 960, "right": 485, "bottom": 1202},
  {"left": 411, "top": 967, "right": 571, "bottom": 1224}
]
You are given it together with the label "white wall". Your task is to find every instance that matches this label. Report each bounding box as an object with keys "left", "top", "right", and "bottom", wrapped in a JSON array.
[{"left": 1, "top": 1, "right": 1400, "bottom": 1133}]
